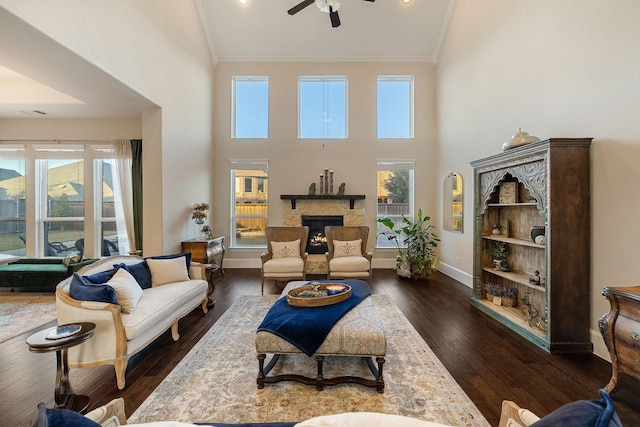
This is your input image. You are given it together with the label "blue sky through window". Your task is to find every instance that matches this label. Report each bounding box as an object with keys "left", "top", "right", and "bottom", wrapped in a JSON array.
[
  {"left": 234, "top": 78, "right": 268, "bottom": 139},
  {"left": 377, "top": 77, "right": 412, "bottom": 139},
  {"left": 299, "top": 77, "right": 347, "bottom": 139}
]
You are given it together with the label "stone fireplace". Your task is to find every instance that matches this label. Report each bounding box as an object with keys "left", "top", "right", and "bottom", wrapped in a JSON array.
[{"left": 282, "top": 197, "right": 365, "bottom": 274}]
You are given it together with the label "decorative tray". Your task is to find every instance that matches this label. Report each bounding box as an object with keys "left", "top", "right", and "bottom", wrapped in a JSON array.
[{"left": 286, "top": 283, "right": 352, "bottom": 307}]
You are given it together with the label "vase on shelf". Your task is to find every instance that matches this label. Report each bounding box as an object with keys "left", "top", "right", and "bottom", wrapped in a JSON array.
[{"left": 194, "top": 217, "right": 205, "bottom": 225}]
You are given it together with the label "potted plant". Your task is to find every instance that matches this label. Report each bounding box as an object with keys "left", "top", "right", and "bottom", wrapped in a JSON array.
[
  {"left": 377, "top": 208, "right": 440, "bottom": 280},
  {"left": 485, "top": 283, "right": 518, "bottom": 306},
  {"left": 487, "top": 241, "right": 510, "bottom": 271}
]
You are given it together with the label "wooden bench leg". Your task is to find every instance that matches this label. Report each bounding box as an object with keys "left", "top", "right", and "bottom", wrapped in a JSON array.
[
  {"left": 376, "top": 356, "right": 385, "bottom": 393},
  {"left": 257, "top": 353, "right": 266, "bottom": 389},
  {"left": 315, "top": 355, "right": 325, "bottom": 391}
]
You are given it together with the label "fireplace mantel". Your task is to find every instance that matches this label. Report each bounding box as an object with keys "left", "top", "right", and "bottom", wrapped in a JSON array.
[{"left": 280, "top": 194, "right": 365, "bottom": 210}]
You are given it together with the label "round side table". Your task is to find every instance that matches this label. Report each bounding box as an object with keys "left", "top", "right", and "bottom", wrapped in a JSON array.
[{"left": 27, "top": 322, "right": 95, "bottom": 413}]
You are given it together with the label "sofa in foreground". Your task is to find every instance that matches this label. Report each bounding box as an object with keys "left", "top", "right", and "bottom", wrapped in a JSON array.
[
  {"left": 35, "top": 390, "right": 623, "bottom": 427},
  {"left": 55, "top": 254, "right": 208, "bottom": 389}
]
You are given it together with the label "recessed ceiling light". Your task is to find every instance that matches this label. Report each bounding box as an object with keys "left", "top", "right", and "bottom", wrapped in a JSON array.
[
  {"left": 401, "top": 0, "right": 412, "bottom": 4},
  {"left": 239, "top": 0, "right": 248, "bottom": 5}
]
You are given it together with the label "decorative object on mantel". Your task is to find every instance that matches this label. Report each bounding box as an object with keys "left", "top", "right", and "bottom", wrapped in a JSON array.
[
  {"left": 338, "top": 183, "right": 346, "bottom": 195},
  {"left": 191, "top": 202, "right": 210, "bottom": 236},
  {"left": 308, "top": 183, "right": 316, "bottom": 195},
  {"left": 502, "top": 127, "right": 541, "bottom": 151},
  {"left": 317, "top": 167, "right": 335, "bottom": 195}
]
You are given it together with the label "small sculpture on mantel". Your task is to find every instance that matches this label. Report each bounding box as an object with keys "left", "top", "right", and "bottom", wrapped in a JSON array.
[
  {"left": 308, "top": 182, "right": 316, "bottom": 195},
  {"left": 338, "top": 183, "right": 346, "bottom": 195}
]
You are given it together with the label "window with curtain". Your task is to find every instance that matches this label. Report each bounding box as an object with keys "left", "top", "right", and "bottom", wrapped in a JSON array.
[
  {"left": 0, "top": 142, "right": 130, "bottom": 257},
  {"left": 230, "top": 160, "right": 268, "bottom": 248},
  {"left": 376, "top": 159, "right": 415, "bottom": 248}
]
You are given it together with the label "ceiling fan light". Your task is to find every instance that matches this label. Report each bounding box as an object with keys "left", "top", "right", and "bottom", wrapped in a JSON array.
[{"left": 315, "top": 0, "right": 341, "bottom": 14}]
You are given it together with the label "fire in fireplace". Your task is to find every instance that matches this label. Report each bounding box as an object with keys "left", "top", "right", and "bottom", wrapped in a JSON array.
[{"left": 301, "top": 215, "right": 344, "bottom": 254}]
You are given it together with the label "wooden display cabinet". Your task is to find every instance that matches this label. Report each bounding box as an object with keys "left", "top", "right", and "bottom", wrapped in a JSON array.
[{"left": 470, "top": 138, "right": 592, "bottom": 353}]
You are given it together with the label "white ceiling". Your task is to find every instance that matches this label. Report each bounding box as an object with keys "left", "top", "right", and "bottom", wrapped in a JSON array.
[{"left": 0, "top": 0, "right": 453, "bottom": 119}]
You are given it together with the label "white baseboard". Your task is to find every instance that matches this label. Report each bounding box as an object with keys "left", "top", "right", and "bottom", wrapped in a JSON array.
[
  {"left": 591, "top": 329, "right": 610, "bottom": 361},
  {"left": 437, "top": 262, "right": 473, "bottom": 288}
]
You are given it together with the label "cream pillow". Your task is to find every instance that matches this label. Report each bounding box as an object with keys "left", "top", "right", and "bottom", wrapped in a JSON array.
[
  {"left": 333, "top": 239, "right": 362, "bottom": 258},
  {"left": 146, "top": 256, "right": 190, "bottom": 287},
  {"left": 271, "top": 239, "right": 301, "bottom": 259},
  {"left": 107, "top": 268, "right": 143, "bottom": 313},
  {"left": 296, "top": 412, "right": 453, "bottom": 427}
]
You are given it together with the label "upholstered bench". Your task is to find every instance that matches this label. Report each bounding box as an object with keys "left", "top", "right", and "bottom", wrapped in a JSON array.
[
  {"left": 0, "top": 258, "right": 97, "bottom": 292},
  {"left": 255, "top": 280, "right": 387, "bottom": 393}
]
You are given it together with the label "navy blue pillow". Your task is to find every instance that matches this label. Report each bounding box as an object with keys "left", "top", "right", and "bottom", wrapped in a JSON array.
[
  {"left": 36, "top": 402, "right": 101, "bottom": 427},
  {"left": 146, "top": 252, "right": 192, "bottom": 270},
  {"left": 531, "top": 390, "right": 622, "bottom": 427},
  {"left": 69, "top": 273, "right": 117, "bottom": 305},
  {"left": 83, "top": 266, "right": 119, "bottom": 284},
  {"left": 116, "top": 261, "right": 152, "bottom": 289}
]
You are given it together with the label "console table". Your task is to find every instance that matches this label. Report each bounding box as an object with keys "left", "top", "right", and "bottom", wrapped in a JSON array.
[
  {"left": 600, "top": 286, "right": 640, "bottom": 393},
  {"left": 181, "top": 237, "right": 225, "bottom": 307}
]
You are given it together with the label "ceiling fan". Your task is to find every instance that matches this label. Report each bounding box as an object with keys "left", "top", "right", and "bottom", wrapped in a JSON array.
[{"left": 288, "top": 0, "right": 376, "bottom": 28}]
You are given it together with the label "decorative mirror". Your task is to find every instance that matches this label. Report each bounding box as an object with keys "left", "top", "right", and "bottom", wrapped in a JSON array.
[{"left": 443, "top": 172, "right": 463, "bottom": 233}]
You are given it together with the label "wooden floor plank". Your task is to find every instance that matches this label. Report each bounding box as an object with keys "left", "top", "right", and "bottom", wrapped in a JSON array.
[{"left": 1, "top": 269, "right": 638, "bottom": 426}]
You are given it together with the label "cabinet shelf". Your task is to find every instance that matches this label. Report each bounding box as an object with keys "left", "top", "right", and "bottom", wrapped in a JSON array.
[
  {"left": 471, "top": 138, "right": 592, "bottom": 353},
  {"left": 482, "top": 267, "right": 547, "bottom": 291},
  {"left": 472, "top": 298, "right": 546, "bottom": 340},
  {"left": 482, "top": 235, "right": 545, "bottom": 248},
  {"left": 487, "top": 202, "right": 538, "bottom": 208}
]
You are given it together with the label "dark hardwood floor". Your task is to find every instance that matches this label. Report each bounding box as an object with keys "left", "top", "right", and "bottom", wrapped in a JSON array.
[{"left": 2, "top": 269, "right": 639, "bottom": 426}]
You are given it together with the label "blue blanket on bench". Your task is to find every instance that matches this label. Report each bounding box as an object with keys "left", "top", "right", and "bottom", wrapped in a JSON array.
[{"left": 257, "top": 280, "right": 371, "bottom": 357}]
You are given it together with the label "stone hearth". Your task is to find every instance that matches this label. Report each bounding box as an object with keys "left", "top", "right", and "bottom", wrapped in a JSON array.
[{"left": 283, "top": 199, "right": 364, "bottom": 274}]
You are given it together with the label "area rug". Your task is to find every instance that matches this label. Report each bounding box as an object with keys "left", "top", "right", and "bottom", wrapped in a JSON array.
[
  {"left": 0, "top": 293, "right": 56, "bottom": 343},
  {"left": 129, "top": 295, "right": 489, "bottom": 426}
]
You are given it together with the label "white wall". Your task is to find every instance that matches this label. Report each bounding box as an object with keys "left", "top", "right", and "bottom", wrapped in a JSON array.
[
  {"left": 0, "top": 0, "right": 214, "bottom": 256},
  {"left": 436, "top": 0, "right": 640, "bottom": 359},
  {"left": 213, "top": 62, "right": 437, "bottom": 267}
]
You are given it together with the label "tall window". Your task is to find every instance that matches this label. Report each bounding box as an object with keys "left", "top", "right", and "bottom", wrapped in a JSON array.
[
  {"left": 0, "top": 145, "right": 26, "bottom": 256},
  {"left": 231, "top": 160, "right": 268, "bottom": 248},
  {"left": 376, "top": 160, "right": 414, "bottom": 248},
  {"left": 232, "top": 76, "right": 269, "bottom": 139},
  {"left": 0, "top": 143, "right": 128, "bottom": 257},
  {"left": 377, "top": 76, "right": 414, "bottom": 139},
  {"left": 39, "top": 152, "right": 86, "bottom": 257},
  {"left": 298, "top": 76, "right": 347, "bottom": 139}
]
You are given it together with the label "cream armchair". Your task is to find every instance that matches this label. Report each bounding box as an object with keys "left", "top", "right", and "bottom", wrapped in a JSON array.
[
  {"left": 325, "top": 226, "right": 372, "bottom": 284},
  {"left": 261, "top": 226, "right": 310, "bottom": 294}
]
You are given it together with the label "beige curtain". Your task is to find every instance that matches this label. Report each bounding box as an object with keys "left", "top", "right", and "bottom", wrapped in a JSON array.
[{"left": 113, "top": 139, "right": 136, "bottom": 252}]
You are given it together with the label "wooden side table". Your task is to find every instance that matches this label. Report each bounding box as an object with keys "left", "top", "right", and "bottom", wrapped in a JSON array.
[
  {"left": 599, "top": 286, "right": 640, "bottom": 393},
  {"left": 181, "top": 237, "right": 225, "bottom": 307},
  {"left": 27, "top": 322, "right": 96, "bottom": 412}
]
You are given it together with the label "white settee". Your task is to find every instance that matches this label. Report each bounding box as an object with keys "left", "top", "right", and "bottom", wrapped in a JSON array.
[
  {"left": 55, "top": 255, "right": 208, "bottom": 390},
  {"left": 77, "top": 398, "right": 538, "bottom": 427}
]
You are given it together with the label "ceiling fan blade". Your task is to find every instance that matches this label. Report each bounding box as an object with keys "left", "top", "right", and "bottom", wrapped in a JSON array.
[
  {"left": 329, "top": 6, "right": 341, "bottom": 27},
  {"left": 362, "top": 0, "right": 375, "bottom": 2},
  {"left": 288, "top": 0, "right": 315, "bottom": 15}
]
